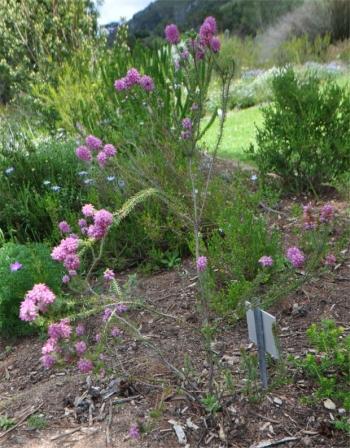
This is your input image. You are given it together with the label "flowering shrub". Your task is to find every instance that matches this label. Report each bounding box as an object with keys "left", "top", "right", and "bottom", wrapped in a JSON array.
[{"left": 0, "top": 243, "right": 63, "bottom": 336}]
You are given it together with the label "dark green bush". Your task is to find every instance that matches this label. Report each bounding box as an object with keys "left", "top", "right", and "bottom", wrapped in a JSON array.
[
  {"left": 0, "top": 243, "right": 63, "bottom": 337},
  {"left": 250, "top": 68, "right": 350, "bottom": 193}
]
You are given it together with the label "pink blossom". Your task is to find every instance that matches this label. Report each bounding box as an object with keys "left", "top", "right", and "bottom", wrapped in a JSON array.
[
  {"left": 104, "top": 268, "right": 115, "bottom": 282},
  {"left": 62, "top": 274, "right": 70, "bottom": 284},
  {"left": 258, "top": 256, "right": 274, "bottom": 267},
  {"left": 95, "top": 333, "right": 101, "bottom": 342},
  {"left": 199, "top": 16, "right": 217, "bottom": 46},
  {"left": 94, "top": 209, "right": 113, "bottom": 228},
  {"left": 103, "top": 144, "right": 117, "bottom": 157},
  {"left": 58, "top": 221, "right": 71, "bottom": 234},
  {"left": 286, "top": 247, "right": 305, "bottom": 268},
  {"left": 85, "top": 135, "right": 102, "bottom": 151},
  {"left": 195, "top": 48, "right": 205, "bottom": 60},
  {"left": 68, "top": 270, "right": 77, "bottom": 277},
  {"left": 325, "top": 254, "right": 336, "bottom": 266},
  {"left": 116, "top": 303, "right": 128, "bottom": 314},
  {"left": 196, "top": 256, "right": 208, "bottom": 272},
  {"left": 210, "top": 36, "right": 221, "bottom": 53},
  {"left": 48, "top": 319, "right": 72, "bottom": 340},
  {"left": 97, "top": 150, "right": 108, "bottom": 168},
  {"left": 125, "top": 68, "right": 141, "bottom": 87},
  {"left": 102, "top": 308, "right": 112, "bottom": 321},
  {"left": 63, "top": 253, "right": 80, "bottom": 271},
  {"left": 78, "top": 218, "right": 87, "bottom": 229},
  {"left": 87, "top": 224, "right": 107, "bottom": 240},
  {"left": 111, "top": 327, "right": 122, "bottom": 337},
  {"left": 75, "top": 341, "right": 87, "bottom": 356},
  {"left": 10, "top": 261, "right": 22, "bottom": 272},
  {"left": 41, "top": 338, "right": 57, "bottom": 355},
  {"left": 41, "top": 354, "right": 56, "bottom": 369},
  {"left": 139, "top": 75, "right": 154, "bottom": 92},
  {"left": 320, "top": 203, "right": 334, "bottom": 223},
  {"left": 165, "top": 24, "right": 180, "bottom": 44},
  {"left": 82, "top": 204, "right": 95, "bottom": 217},
  {"left": 76, "top": 323, "right": 85, "bottom": 336},
  {"left": 76, "top": 146, "right": 92, "bottom": 162},
  {"left": 77, "top": 358, "right": 93, "bottom": 374},
  {"left": 114, "top": 78, "right": 127, "bottom": 91},
  {"left": 19, "top": 298, "right": 38, "bottom": 321},
  {"left": 180, "top": 49, "right": 189, "bottom": 60},
  {"left": 182, "top": 117, "right": 192, "bottom": 130},
  {"left": 303, "top": 204, "right": 316, "bottom": 230},
  {"left": 25, "top": 284, "right": 56, "bottom": 311}
]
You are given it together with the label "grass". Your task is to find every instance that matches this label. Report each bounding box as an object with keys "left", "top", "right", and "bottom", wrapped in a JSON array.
[{"left": 201, "top": 106, "right": 263, "bottom": 162}]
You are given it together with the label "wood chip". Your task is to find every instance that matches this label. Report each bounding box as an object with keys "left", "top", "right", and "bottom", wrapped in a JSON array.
[{"left": 249, "top": 437, "right": 299, "bottom": 448}]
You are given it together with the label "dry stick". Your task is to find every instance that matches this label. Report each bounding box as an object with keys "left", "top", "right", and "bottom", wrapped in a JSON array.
[
  {"left": 0, "top": 402, "right": 43, "bottom": 440},
  {"left": 50, "top": 427, "right": 81, "bottom": 441},
  {"left": 105, "top": 400, "right": 112, "bottom": 446}
]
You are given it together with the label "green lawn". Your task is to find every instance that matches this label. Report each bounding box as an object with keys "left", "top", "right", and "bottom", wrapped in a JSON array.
[{"left": 201, "top": 106, "right": 263, "bottom": 162}]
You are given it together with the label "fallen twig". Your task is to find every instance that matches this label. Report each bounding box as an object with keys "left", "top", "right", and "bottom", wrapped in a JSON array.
[{"left": 249, "top": 436, "right": 299, "bottom": 448}]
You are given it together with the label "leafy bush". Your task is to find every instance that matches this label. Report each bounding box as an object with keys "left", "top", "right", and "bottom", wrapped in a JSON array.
[
  {"left": 250, "top": 68, "right": 350, "bottom": 193},
  {"left": 207, "top": 181, "right": 281, "bottom": 314},
  {"left": 0, "top": 243, "right": 63, "bottom": 337},
  {"left": 293, "top": 320, "right": 350, "bottom": 432}
]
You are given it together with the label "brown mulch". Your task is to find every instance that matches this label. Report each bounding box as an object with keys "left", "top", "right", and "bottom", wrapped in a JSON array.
[{"left": 0, "top": 193, "right": 349, "bottom": 447}]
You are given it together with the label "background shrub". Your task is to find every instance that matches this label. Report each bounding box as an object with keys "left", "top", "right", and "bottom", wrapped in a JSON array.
[
  {"left": 250, "top": 68, "right": 350, "bottom": 193},
  {"left": 0, "top": 243, "right": 63, "bottom": 337}
]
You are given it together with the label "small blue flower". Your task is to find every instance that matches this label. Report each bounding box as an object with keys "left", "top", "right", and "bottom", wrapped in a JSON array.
[
  {"left": 106, "top": 176, "right": 115, "bottom": 182},
  {"left": 77, "top": 171, "right": 88, "bottom": 177},
  {"left": 5, "top": 167, "right": 14, "bottom": 175},
  {"left": 51, "top": 185, "right": 61, "bottom": 192},
  {"left": 118, "top": 179, "right": 125, "bottom": 188},
  {"left": 43, "top": 180, "right": 51, "bottom": 186},
  {"left": 84, "top": 178, "right": 94, "bottom": 185},
  {"left": 251, "top": 174, "right": 258, "bottom": 182}
]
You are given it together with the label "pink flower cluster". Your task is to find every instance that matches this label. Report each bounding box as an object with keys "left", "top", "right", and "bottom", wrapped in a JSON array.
[
  {"left": 19, "top": 284, "right": 56, "bottom": 321},
  {"left": 181, "top": 117, "right": 192, "bottom": 140},
  {"left": 114, "top": 68, "right": 154, "bottom": 93},
  {"left": 325, "top": 253, "right": 336, "bottom": 266},
  {"left": 165, "top": 17, "right": 220, "bottom": 63},
  {"left": 41, "top": 319, "right": 72, "bottom": 369},
  {"left": 286, "top": 247, "right": 305, "bottom": 268},
  {"left": 76, "top": 135, "right": 117, "bottom": 168},
  {"left": 83, "top": 206, "right": 114, "bottom": 240},
  {"left": 196, "top": 256, "right": 208, "bottom": 272},
  {"left": 258, "top": 256, "right": 274, "bottom": 267},
  {"left": 51, "top": 234, "right": 80, "bottom": 283},
  {"left": 303, "top": 203, "right": 335, "bottom": 229}
]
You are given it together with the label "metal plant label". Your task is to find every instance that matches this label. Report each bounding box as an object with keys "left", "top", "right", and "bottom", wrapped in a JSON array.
[{"left": 245, "top": 301, "right": 280, "bottom": 388}]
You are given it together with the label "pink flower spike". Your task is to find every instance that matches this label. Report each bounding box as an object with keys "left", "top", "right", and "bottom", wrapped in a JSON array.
[
  {"left": 97, "top": 151, "right": 108, "bottom": 168},
  {"left": 258, "top": 256, "right": 273, "bottom": 267},
  {"left": 182, "top": 117, "right": 192, "bottom": 130},
  {"left": 58, "top": 221, "right": 71, "bottom": 234},
  {"left": 19, "top": 298, "right": 38, "bottom": 321},
  {"left": 325, "top": 254, "right": 336, "bottom": 266},
  {"left": 111, "top": 327, "right": 122, "bottom": 337},
  {"left": 210, "top": 36, "right": 221, "bottom": 53},
  {"left": 77, "top": 358, "right": 93, "bottom": 374},
  {"left": 286, "top": 247, "right": 305, "bottom": 268},
  {"left": 129, "top": 424, "right": 140, "bottom": 440},
  {"left": 125, "top": 68, "right": 141, "bottom": 87},
  {"left": 41, "top": 354, "right": 56, "bottom": 369},
  {"left": 139, "top": 75, "right": 154, "bottom": 92},
  {"left": 320, "top": 203, "right": 334, "bottom": 223},
  {"left": 85, "top": 135, "right": 102, "bottom": 151},
  {"left": 10, "top": 261, "right": 22, "bottom": 272},
  {"left": 76, "top": 323, "right": 85, "bottom": 336},
  {"left": 165, "top": 24, "right": 180, "bottom": 44},
  {"left": 82, "top": 204, "right": 95, "bottom": 217},
  {"left": 103, "top": 144, "right": 117, "bottom": 157},
  {"left": 62, "top": 274, "right": 70, "bottom": 284},
  {"left": 76, "top": 145, "right": 92, "bottom": 162},
  {"left": 75, "top": 341, "right": 87, "bottom": 356},
  {"left": 196, "top": 256, "right": 208, "bottom": 272},
  {"left": 104, "top": 268, "right": 115, "bottom": 282},
  {"left": 114, "top": 78, "right": 127, "bottom": 91}
]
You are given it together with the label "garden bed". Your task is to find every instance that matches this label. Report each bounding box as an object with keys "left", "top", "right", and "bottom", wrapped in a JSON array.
[{"left": 0, "top": 195, "right": 349, "bottom": 448}]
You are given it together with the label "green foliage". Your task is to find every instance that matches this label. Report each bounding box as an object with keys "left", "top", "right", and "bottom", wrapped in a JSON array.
[
  {"left": 0, "top": 0, "right": 99, "bottom": 103},
  {"left": 0, "top": 416, "right": 15, "bottom": 430},
  {"left": 273, "top": 34, "right": 331, "bottom": 65},
  {"left": 207, "top": 181, "right": 281, "bottom": 314},
  {"left": 27, "top": 414, "right": 48, "bottom": 430},
  {"left": 294, "top": 320, "right": 350, "bottom": 430},
  {"left": 0, "top": 242, "right": 63, "bottom": 337},
  {"left": 250, "top": 68, "right": 350, "bottom": 193},
  {"left": 201, "top": 394, "right": 221, "bottom": 415}
]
